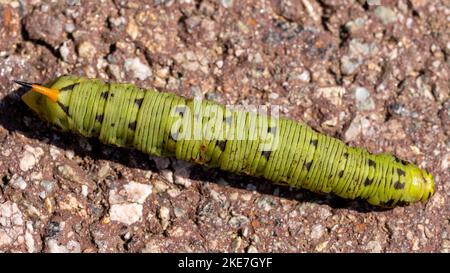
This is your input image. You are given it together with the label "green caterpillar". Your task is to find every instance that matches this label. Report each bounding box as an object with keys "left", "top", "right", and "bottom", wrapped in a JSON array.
[{"left": 15, "top": 75, "right": 434, "bottom": 207}]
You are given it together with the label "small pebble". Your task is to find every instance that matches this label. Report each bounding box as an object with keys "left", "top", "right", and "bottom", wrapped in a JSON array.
[
  {"left": 47, "top": 239, "right": 81, "bottom": 253},
  {"left": 247, "top": 245, "right": 258, "bottom": 253},
  {"left": 19, "top": 145, "right": 44, "bottom": 172},
  {"left": 231, "top": 236, "right": 242, "bottom": 252},
  {"left": 159, "top": 207, "right": 171, "bottom": 229},
  {"left": 229, "top": 215, "right": 249, "bottom": 229},
  {"left": 173, "top": 207, "right": 184, "bottom": 218},
  {"left": 77, "top": 41, "right": 96, "bottom": 59},
  {"left": 256, "top": 196, "right": 276, "bottom": 211},
  {"left": 374, "top": 6, "right": 397, "bottom": 25},
  {"left": 10, "top": 174, "right": 27, "bottom": 190},
  {"left": 81, "top": 185, "right": 88, "bottom": 197},
  {"left": 64, "top": 23, "right": 75, "bottom": 33},
  {"left": 124, "top": 58, "right": 152, "bottom": 81},
  {"left": 65, "top": 150, "right": 75, "bottom": 160},
  {"left": 298, "top": 70, "right": 311, "bottom": 82},
  {"left": 110, "top": 203, "right": 143, "bottom": 225},
  {"left": 366, "top": 240, "right": 383, "bottom": 253},
  {"left": 126, "top": 18, "right": 139, "bottom": 39},
  {"left": 220, "top": 0, "right": 234, "bottom": 8},
  {"left": 122, "top": 181, "right": 153, "bottom": 204},
  {"left": 310, "top": 224, "right": 325, "bottom": 240},
  {"left": 56, "top": 164, "right": 82, "bottom": 184},
  {"left": 59, "top": 42, "right": 71, "bottom": 62},
  {"left": 49, "top": 146, "right": 61, "bottom": 160},
  {"left": 354, "top": 86, "right": 375, "bottom": 111}
]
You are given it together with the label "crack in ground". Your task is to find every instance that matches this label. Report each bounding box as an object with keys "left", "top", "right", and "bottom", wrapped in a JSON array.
[{"left": 19, "top": 18, "right": 62, "bottom": 61}]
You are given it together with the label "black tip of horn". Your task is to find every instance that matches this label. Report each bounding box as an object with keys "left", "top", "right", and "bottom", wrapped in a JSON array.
[{"left": 13, "top": 80, "right": 33, "bottom": 89}]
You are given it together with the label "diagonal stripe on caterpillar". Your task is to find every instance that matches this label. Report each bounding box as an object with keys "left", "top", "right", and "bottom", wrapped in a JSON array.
[{"left": 18, "top": 75, "right": 434, "bottom": 207}]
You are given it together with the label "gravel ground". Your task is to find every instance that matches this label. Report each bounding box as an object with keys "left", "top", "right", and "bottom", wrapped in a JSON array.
[{"left": 0, "top": 0, "right": 449, "bottom": 253}]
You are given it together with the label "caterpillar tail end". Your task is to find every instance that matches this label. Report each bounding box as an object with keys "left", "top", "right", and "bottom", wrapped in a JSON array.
[
  {"left": 14, "top": 80, "right": 60, "bottom": 103},
  {"left": 21, "top": 88, "right": 42, "bottom": 114},
  {"left": 14, "top": 80, "right": 33, "bottom": 89},
  {"left": 16, "top": 78, "right": 74, "bottom": 132},
  {"left": 14, "top": 80, "right": 38, "bottom": 112}
]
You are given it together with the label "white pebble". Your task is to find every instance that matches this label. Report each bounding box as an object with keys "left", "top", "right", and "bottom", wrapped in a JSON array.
[
  {"left": 64, "top": 23, "right": 75, "bottom": 33},
  {"left": 49, "top": 146, "right": 61, "bottom": 160},
  {"left": 59, "top": 42, "right": 71, "bottom": 63},
  {"left": 310, "top": 224, "right": 325, "bottom": 240},
  {"left": 123, "top": 181, "right": 153, "bottom": 204},
  {"left": 124, "top": 58, "right": 152, "bottom": 81},
  {"left": 81, "top": 185, "right": 88, "bottom": 197},
  {"left": 298, "top": 70, "right": 311, "bottom": 82},
  {"left": 174, "top": 175, "right": 192, "bottom": 188},
  {"left": 110, "top": 203, "right": 143, "bottom": 225},
  {"left": 159, "top": 207, "right": 170, "bottom": 221},
  {"left": 247, "top": 245, "right": 258, "bottom": 253},
  {"left": 366, "top": 240, "right": 383, "bottom": 253},
  {"left": 355, "top": 86, "right": 375, "bottom": 111},
  {"left": 19, "top": 145, "right": 44, "bottom": 172},
  {"left": 10, "top": 174, "right": 27, "bottom": 190},
  {"left": 65, "top": 150, "right": 75, "bottom": 160},
  {"left": 161, "top": 169, "right": 174, "bottom": 183},
  {"left": 25, "top": 221, "right": 35, "bottom": 253},
  {"left": 268, "top": 92, "right": 279, "bottom": 100},
  {"left": 47, "top": 239, "right": 81, "bottom": 253},
  {"left": 77, "top": 41, "right": 96, "bottom": 59}
]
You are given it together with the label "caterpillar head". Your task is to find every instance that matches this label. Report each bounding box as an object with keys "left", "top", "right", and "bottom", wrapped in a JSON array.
[
  {"left": 406, "top": 167, "right": 434, "bottom": 204},
  {"left": 17, "top": 75, "right": 86, "bottom": 132},
  {"left": 367, "top": 161, "right": 435, "bottom": 207}
]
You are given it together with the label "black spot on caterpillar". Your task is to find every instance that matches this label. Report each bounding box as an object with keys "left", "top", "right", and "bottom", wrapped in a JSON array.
[
  {"left": 397, "top": 168, "right": 405, "bottom": 177},
  {"left": 394, "top": 181, "right": 405, "bottom": 190},
  {"left": 364, "top": 178, "right": 373, "bottom": 186},
  {"left": 57, "top": 102, "right": 70, "bottom": 116},
  {"left": 95, "top": 114, "right": 104, "bottom": 123},
  {"left": 60, "top": 83, "right": 79, "bottom": 91},
  {"left": 17, "top": 75, "right": 435, "bottom": 207},
  {"left": 216, "top": 140, "right": 227, "bottom": 151},
  {"left": 304, "top": 161, "right": 313, "bottom": 171},
  {"left": 262, "top": 150, "right": 271, "bottom": 160},
  {"left": 101, "top": 91, "right": 109, "bottom": 99},
  {"left": 135, "top": 97, "right": 144, "bottom": 107},
  {"left": 128, "top": 121, "right": 137, "bottom": 131}
]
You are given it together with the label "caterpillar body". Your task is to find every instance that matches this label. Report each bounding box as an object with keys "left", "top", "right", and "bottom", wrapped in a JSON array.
[{"left": 16, "top": 75, "right": 434, "bottom": 207}]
